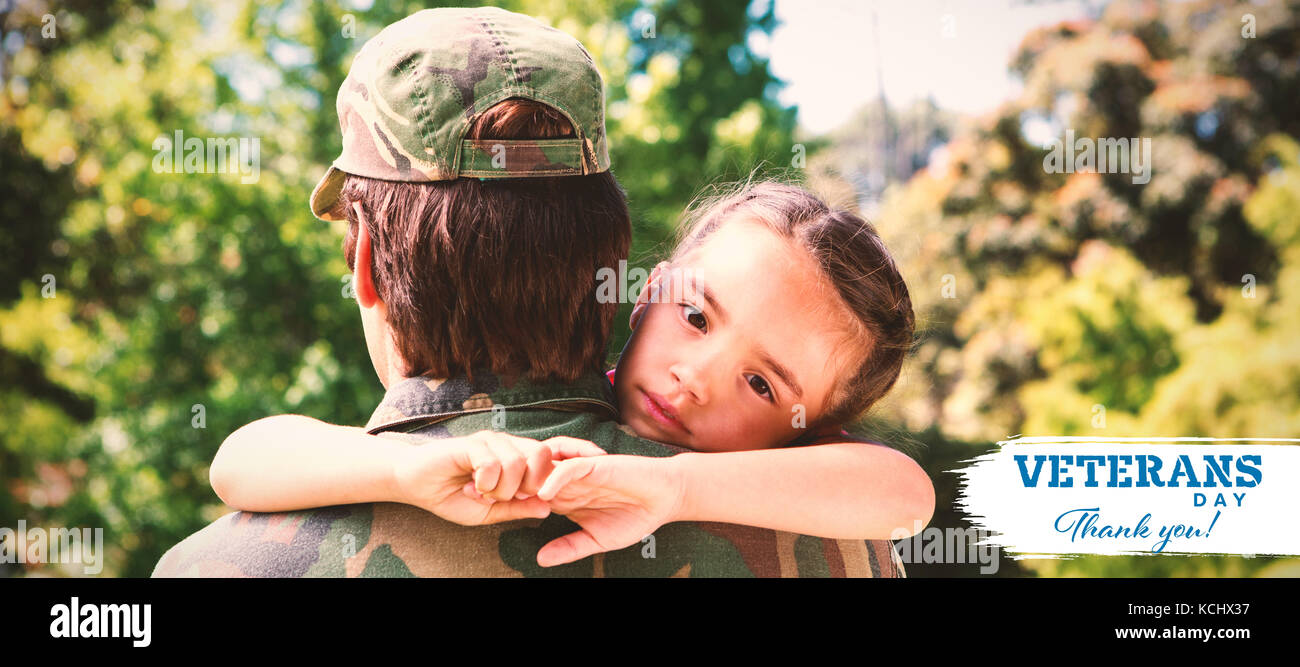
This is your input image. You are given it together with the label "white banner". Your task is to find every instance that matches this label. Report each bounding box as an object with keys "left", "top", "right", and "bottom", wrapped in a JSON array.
[{"left": 954, "top": 437, "right": 1300, "bottom": 559}]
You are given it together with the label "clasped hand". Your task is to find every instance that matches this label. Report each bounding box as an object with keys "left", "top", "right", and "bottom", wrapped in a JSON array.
[{"left": 391, "top": 431, "right": 686, "bottom": 567}]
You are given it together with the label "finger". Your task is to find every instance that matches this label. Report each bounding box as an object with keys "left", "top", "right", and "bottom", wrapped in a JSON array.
[
  {"left": 537, "top": 457, "right": 596, "bottom": 501},
  {"left": 543, "top": 437, "right": 606, "bottom": 460},
  {"left": 483, "top": 497, "right": 552, "bottom": 523},
  {"left": 482, "top": 435, "right": 527, "bottom": 502},
  {"left": 466, "top": 440, "right": 501, "bottom": 495},
  {"left": 521, "top": 442, "right": 555, "bottom": 497},
  {"left": 462, "top": 481, "right": 485, "bottom": 501},
  {"left": 537, "top": 530, "right": 606, "bottom": 567}
]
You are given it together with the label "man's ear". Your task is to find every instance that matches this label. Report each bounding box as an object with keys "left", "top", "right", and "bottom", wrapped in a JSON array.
[
  {"left": 352, "top": 203, "right": 381, "bottom": 309},
  {"left": 629, "top": 261, "right": 669, "bottom": 329}
]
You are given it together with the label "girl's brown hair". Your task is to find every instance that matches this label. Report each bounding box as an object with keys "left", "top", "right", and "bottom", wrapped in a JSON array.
[
  {"left": 672, "top": 181, "right": 914, "bottom": 427},
  {"left": 341, "top": 99, "right": 630, "bottom": 383}
]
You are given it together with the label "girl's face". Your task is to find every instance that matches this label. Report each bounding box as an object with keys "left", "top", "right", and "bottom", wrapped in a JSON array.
[{"left": 614, "top": 217, "right": 863, "bottom": 452}]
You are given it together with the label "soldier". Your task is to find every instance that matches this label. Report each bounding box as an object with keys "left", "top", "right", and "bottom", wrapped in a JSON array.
[{"left": 153, "top": 7, "right": 907, "bottom": 577}]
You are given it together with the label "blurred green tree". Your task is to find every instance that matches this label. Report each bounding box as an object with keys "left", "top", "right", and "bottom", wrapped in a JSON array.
[
  {"left": 844, "top": 0, "right": 1300, "bottom": 577},
  {"left": 0, "top": 0, "right": 795, "bottom": 576}
]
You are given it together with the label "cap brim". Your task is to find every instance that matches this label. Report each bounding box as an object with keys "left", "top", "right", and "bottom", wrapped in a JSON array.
[{"left": 309, "top": 165, "right": 347, "bottom": 221}]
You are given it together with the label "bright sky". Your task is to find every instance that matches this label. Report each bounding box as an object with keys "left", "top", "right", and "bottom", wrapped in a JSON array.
[{"left": 767, "top": 0, "right": 1095, "bottom": 135}]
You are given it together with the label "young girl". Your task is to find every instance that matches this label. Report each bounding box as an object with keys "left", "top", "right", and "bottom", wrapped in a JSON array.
[{"left": 210, "top": 180, "right": 933, "bottom": 568}]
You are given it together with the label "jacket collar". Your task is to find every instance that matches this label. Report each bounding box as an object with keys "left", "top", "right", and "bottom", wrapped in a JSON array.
[{"left": 365, "top": 369, "right": 618, "bottom": 434}]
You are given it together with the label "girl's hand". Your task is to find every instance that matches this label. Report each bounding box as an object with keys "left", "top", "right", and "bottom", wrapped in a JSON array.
[
  {"left": 531, "top": 454, "right": 688, "bottom": 567},
  {"left": 392, "top": 431, "right": 605, "bottom": 526}
]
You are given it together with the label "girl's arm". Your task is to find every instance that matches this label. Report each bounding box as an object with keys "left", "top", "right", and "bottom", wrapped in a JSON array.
[
  {"left": 669, "top": 441, "right": 935, "bottom": 539},
  {"left": 535, "top": 439, "right": 935, "bottom": 567},
  {"left": 210, "top": 415, "right": 408, "bottom": 511},
  {"left": 210, "top": 414, "right": 598, "bottom": 525}
]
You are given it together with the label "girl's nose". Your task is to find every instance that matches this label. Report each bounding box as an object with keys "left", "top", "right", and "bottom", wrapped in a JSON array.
[{"left": 669, "top": 361, "right": 709, "bottom": 405}]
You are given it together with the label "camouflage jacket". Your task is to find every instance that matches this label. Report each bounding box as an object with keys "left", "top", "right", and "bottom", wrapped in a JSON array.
[{"left": 152, "top": 371, "right": 905, "bottom": 577}]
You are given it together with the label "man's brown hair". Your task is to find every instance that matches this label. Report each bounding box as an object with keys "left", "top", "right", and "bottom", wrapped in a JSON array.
[{"left": 341, "top": 99, "right": 630, "bottom": 383}]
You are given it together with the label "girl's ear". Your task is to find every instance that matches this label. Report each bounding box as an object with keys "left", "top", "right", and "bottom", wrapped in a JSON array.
[{"left": 629, "top": 261, "right": 670, "bottom": 329}]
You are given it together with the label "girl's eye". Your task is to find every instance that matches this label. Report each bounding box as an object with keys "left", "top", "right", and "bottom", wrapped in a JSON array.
[
  {"left": 682, "top": 304, "right": 707, "bottom": 331},
  {"left": 746, "top": 374, "right": 773, "bottom": 401}
]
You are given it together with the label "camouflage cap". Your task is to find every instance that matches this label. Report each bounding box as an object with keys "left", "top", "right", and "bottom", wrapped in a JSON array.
[{"left": 310, "top": 7, "right": 611, "bottom": 221}]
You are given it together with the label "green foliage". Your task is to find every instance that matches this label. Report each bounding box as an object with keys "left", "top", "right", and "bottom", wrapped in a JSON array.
[
  {"left": 3, "top": 0, "right": 1297, "bottom": 579},
  {"left": 0, "top": 0, "right": 794, "bottom": 576},
  {"left": 858, "top": 0, "right": 1300, "bottom": 577}
]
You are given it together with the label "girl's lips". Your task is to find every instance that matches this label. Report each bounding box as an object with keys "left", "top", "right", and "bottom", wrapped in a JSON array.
[{"left": 642, "top": 390, "right": 689, "bottom": 434}]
